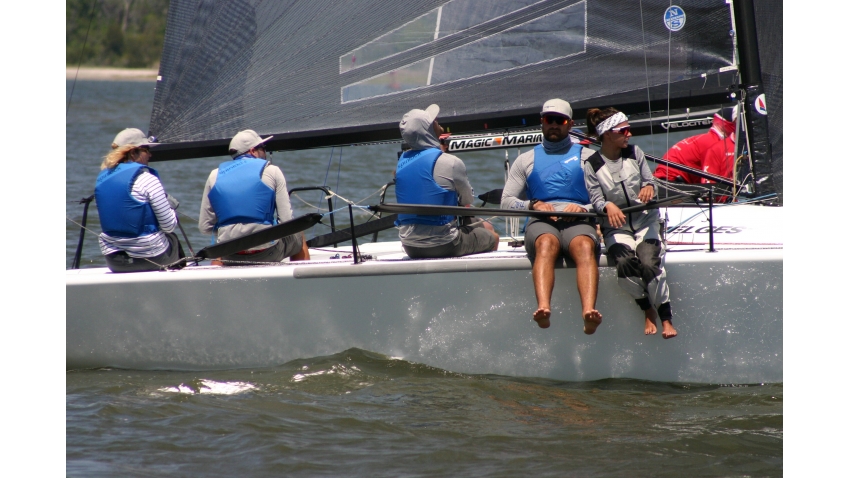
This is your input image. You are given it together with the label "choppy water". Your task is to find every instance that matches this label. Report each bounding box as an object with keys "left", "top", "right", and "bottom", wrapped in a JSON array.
[
  {"left": 66, "top": 80, "right": 781, "bottom": 476},
  {"left": 67, "top": 349, "right": 782, "bottom": 477}
]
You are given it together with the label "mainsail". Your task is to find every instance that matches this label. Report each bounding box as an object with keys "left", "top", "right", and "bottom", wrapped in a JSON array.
[
  {"left": 150, "top": 1, "right": 732, "bottom": 146},
  {"left": 148, "top": 0, "right": 780, "bottom": 200}
]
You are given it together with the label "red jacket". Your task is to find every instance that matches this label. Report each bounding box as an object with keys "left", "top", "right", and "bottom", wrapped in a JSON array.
[
  {"left": 701, "top": 135, "right": 736, "bottom": 183},
  {"left": 654, "top": 127, "right": 724, "bottom": 184}
]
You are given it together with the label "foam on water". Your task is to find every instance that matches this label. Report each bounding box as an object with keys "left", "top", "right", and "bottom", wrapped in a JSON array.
[
  {"left": 291, "top": 364, "right": 361, "bottom": 382},
  {"left": 158, "top": 379, "right": 257, "bottom": 395}
]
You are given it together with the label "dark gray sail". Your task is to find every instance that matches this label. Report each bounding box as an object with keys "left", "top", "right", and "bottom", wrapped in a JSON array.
[
  {"left": 752, "top": 0, "right": 782, "bottom": 204},
  {"left": 150, "top": 0, "right": 737, "bottom": 157}
]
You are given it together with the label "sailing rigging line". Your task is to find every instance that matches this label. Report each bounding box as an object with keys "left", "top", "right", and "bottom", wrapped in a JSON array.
[
  {"left": 334, "top": 147, "right": 343, "bottom": 213},
  {"left": 664, "top": 1, "right": 674, "bottom": 199},
  {"left": 321, "top": 147, "right": 335, "bottom": 213},
  {"left": 638, "top": 0, "right": 657, "bottom": 158},
  {"left": 66, "top": 0, "right": 100, "bottom": 115},
  {"left": 665, "top": 192, "right": 778, "bottom": 231},
  {"left": 65, "top": 216, "right": 186, "bottom": 271}
]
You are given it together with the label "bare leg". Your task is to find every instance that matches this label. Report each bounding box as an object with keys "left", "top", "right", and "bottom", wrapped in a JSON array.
[
  {"left": 661, "top": 319, "right": 677, "bottom": 339},
  {"left": 569, "top": 236, "right": 601, "bottom": 334},
  {"left": 290, "top": 233, "right": 311, "bottom": 261},
  {"left": 644, "top": 307, "right": 658, "bottom": 335},
  {"left": 531, "top": 234, "right": 560, "bottom": 328}
]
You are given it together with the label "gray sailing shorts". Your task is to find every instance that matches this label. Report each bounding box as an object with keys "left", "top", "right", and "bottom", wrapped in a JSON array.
[
  {"left": 221, "top": 234, "right": 303, "bottom": 265},
  {"left": 402, "top": 224, "right": 496, "bottom": 259},
  {"left": 524, "top": 218, "right": 599, "bottom": 265}
]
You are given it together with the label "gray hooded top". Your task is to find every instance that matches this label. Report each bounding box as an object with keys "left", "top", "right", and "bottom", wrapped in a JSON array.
[{"left": 396, "top": 107, "right": 476, "bottom": 248}]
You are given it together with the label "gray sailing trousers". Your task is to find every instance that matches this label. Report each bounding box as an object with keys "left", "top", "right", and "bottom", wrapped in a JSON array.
[
  {"left": 604, "top": 223, "right": 671, "bottom": 318},
  {"left": 104, "top": 232, "right": 186, "bottom": 273}
]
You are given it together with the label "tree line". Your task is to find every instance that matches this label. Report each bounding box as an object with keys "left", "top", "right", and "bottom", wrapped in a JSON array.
[{"left": 67, "top": 0, "right": 170, "bottom": 68}]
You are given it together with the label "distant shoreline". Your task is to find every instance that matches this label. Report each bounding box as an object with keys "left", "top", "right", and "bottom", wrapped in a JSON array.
[{"left": 66, "top": 66, "right": 158, "bottom": 81}]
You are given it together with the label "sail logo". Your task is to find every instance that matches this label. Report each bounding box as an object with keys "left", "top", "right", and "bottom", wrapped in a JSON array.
[
  {"left": 447, "top": 133, "right": 542, "bottom": 152},
  {"left": 661, "top": 117, "right": 712, "bottom": 130},
  {"left": 667, "top": 225, "right": 744, "bottom": 234},
  {"left": 754, "top": 94, "right": 768, "bottom": 115},
  {"left": 664, "top": 6, "right": 686, "bottom": 32}
]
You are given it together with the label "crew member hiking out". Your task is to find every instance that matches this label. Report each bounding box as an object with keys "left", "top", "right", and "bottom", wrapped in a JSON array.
[
  {"left": 584, "top": 107, "right": 677, "bottom": 339},
  {"left": 500, "top": 98, "right": 602, "bottom": 333}
]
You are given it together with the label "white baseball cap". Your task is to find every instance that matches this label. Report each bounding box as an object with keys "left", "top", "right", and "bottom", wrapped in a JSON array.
[
  {"left": 540, "top": 99, "right": 573, "bottom": 119},
  {"left": 112, "top": 128, "right": 154, "bottom": 148},
  {"left": 229, "top": 129, "right": 273, "bottom": 156}
]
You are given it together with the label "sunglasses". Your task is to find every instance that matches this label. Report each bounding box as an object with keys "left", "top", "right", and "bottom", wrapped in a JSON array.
[
  {"left": 542, "top": 115, "right": 569, "bottom": 125},
  {"left": 610, "top": 126, "right": 631, "bottom": 135}
]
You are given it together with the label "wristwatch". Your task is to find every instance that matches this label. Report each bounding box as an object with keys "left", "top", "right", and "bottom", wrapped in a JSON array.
[{"left": 528, "top": 199, "right": 540, "bottom": 210}]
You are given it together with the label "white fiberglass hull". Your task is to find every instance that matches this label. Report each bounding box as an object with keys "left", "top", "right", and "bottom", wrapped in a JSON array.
[{"left": 66, "top": 205, "right": 783, "bottom": 383}]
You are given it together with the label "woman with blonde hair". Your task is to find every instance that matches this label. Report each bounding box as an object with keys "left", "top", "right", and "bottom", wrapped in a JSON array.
[
  {"left": 583, "top": 108, "right": 676, "bottom": 339},
  {"left": 94, "top": 128, "right": 185, "bottom": 272}
]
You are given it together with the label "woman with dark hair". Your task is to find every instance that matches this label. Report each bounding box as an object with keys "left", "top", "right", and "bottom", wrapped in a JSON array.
[
  {"left": 94, "top": 128, "right": 185, "bottom": 272},
  {"left": 583, "top": 108, "right": 677, "bottom": 339}
]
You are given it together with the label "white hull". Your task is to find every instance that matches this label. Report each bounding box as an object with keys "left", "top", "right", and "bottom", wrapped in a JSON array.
[{"left": 67, "top": 205, "right": 783, "bottom": 383}]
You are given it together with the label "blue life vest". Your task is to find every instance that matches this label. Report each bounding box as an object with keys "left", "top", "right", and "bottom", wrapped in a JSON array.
[
  {"left": 394, "top": 148, "right": 457, "bottom": 226},
  {"left": 94, "top": 162, "right": 160, "bottom": 238},
  {"left": 208, "top": 157, "right": 276, "bottom": 229},
  {"left": 526, "top": 143, "right": 589, "bottom": 204}
]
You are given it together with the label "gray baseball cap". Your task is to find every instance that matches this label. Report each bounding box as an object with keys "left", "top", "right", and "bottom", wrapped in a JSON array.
[
  {"left": 540, "top": 99, "right": 572, "bottom": 119},
  {"left": 229, "top": 129, "right": 273, "bottom": 156},
  {"left": 112, "top": 128, "right": 153, "bottom": 148}
]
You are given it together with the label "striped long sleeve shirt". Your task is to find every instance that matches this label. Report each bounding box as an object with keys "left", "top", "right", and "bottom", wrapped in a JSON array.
[{"left": 98, "top": 171, "right": 177, "bottom": 257}]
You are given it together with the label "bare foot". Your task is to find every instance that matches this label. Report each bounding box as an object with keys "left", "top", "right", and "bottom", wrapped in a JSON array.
[
  {"left": 661, "top": 320, "right": 677, "bottom": 339},
  {"left": 583, "top": 309, "right": 602, "bottom": 334},
  {"left": 533, "top": 307, "right": 551, "bottom": 329},
  {"left": 644, "top": 308, "right": 658, "bottom": 335}
]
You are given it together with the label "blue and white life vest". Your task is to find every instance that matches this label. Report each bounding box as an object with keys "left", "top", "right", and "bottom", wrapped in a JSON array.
[
  {"left": 208, "top": 157, "right": 276, "bottom": 229},
  {"left": 394, "top": 147, "right": 457, "bottom": 226},
  {"left": 94, "top": 162, "right": 160, "bottom": 238},
  {"left": 526, "top": 143, "right": 589, "bottom": 205}
]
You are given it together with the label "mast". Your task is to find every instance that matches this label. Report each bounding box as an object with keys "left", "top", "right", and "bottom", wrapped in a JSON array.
[{"left": 731, "top": 0, "right": 775, "bottom": 199}]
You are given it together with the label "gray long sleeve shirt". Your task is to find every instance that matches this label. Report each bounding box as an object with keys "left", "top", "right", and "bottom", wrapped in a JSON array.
[
  {"left": 198, "top": 162, "right": 295, "bottom": 251},
  {"left": 583, "top": 145, "right": 659, "bottom": 233}
]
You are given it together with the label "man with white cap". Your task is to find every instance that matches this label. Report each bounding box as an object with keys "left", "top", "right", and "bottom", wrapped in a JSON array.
[
  {"left": 654, "top": 105, "right": 738, "bottom": 184},
  {"left": 95, "top": 128, "right": 186, "bottom": 272},
  {"left": 500, "top": 99, "right": 602, "bottom": 332},
  {"left": 394, "top": 104, "right": 499, "bottom": 258},
  {"left": 199, "top": 129, "right": 310, "bottom": 264}
]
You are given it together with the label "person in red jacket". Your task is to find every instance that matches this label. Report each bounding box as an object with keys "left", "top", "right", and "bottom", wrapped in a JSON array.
[
  {"left": 654, "top": 106, "right": 737, "bottom": 184},
  {"left": 701, "top": 134, "right": 737, "bottom": 183}
]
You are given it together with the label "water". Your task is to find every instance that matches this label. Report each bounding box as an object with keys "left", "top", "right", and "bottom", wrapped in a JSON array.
[{"left": 66, "top": 80, "right": 782, "bottom": 476}]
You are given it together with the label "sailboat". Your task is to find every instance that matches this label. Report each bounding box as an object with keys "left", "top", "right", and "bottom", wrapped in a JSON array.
[{"left": 66, "top": 0, "right": 782, "bottom": 383}]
